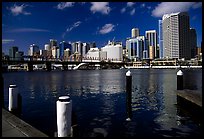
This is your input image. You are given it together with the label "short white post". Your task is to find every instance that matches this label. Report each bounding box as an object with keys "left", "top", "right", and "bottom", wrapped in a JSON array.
[
  {"left": 8, "top": 84, "right": 19, "bottom": 112},
  {"left": 57, "top": 96, "right": 72, "bottom": 137},
  {"left": 177, "top": 70, "right": 183, "bottom": 90}
]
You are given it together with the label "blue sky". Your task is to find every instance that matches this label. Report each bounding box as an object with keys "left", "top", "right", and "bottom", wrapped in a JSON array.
[{"left": 2, "top": 2, "right": 202, "bottom": 55}]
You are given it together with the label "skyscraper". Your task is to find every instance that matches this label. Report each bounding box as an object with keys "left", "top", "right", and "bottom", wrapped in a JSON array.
[
  {"left": 50, "top": 39, "right": 57, "bottom": 48},
  {"left": 59, "top": 41, "right": 71, "bottom": 59},
  {"left": 162, "top": 12, "right": 191, "bottom": 59},
  {"left": 189, "top": 28, "right": 197, "bottom": 58},
  {"left": 126, "top": 36, "right": 148, "bottom": 61},
  {"left": 131, "top": 28, "right": 139, "bottom": 38},
  {"left": 158, "top": 20, "right": 164, "bottom": 59},
  {"left": 28, "top": 44, "right": 39, "bottom": 56},
  {"left": 9, "top": 46, "right": 18, "bottom": 60},
  {"left": 145, "top": 30, "right": 158, "bottom": 59}
]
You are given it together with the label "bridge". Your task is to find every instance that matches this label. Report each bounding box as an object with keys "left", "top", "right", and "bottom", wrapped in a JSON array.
[{"left": 2, "top": 59, "right": 130, "bottom": 71}]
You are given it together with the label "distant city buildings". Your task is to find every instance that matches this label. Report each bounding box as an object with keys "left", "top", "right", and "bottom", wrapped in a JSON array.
[
  {"left": 3, "top": 11, "right": 201, "bottom": 64},
  {"left": 9, "top": 46, "right": 23, "bottom": 60}
]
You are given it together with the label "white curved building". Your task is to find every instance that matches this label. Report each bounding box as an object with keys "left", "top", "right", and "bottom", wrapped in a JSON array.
[{"left": 101, "top": 41, "right": 123, "bottom": 62}]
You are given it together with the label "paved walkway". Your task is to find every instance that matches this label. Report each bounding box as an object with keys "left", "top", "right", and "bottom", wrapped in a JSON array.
[{"left": 2, "top": 108, "right": 48, "bottom": 137}]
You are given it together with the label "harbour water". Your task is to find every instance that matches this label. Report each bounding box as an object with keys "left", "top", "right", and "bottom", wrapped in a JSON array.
[{"left": 3, "top": 69, "right": 202, "bottom": 137}]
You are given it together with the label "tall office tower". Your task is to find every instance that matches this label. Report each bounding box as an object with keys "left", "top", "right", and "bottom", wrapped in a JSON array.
[
  {"left": 59, "top": 41, "right": 71, "bottom": 59},
  {"left": 126, "top": 36, "right": 148, "bottom": 61},
  {"left": 9, "top": 46, "right": 18, "bottom": 60},
  {"left": 44, "top": 44, "right": 51, "bottom": 51},
  {"left": 52, "top": 46, "right": 57, "bottom": 58},
  {"left": 162, "top": 12, "right": 191, "bottom": 60},
  {"left": 143, "top": 37, "right": 149, "bottom": 59},
  {"left": 28, "top": 44, "right": 39, "bottom": 56},
  {"left": 50, "top": 39, "right": 57, "bottom": 50},
  {"left": 44, "top": 44, "right": 51, "bottom": 58},
  {"left": 149, "top": 45, "right": 154, "bottom": 60},
  {"left": 82, "top": 43, "right": 90, "bottom": 57},
  {"left": 158, "top": 20, "right": 164, "bottom": 58},
  {"left": 189, "top": 28, "right": 197, "bottom": 58},
  {"left": 71, "top": 41, "right": 83, "bottom": 55},
  {"left": 131, "top": 28, "right": 139, "bottom": 38},
  {"left": 145, "top": 30, "right": 158, "bottom": 59},
  {"left": 15, "top": 51, "right": 24, "bottom": 61}
]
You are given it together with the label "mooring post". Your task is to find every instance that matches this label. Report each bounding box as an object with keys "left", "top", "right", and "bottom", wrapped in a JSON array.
[
  {"left": 8, "top": 84, "right": 22, "bottom": 115},
  {"left": 126, "top": 70, "right": 132, "bottom": 121},
  {"left": 177, "top": 70, "right": 183, "bottom": 90},
  {"left": 56, "top": 96, "right": 72, "bottom": 137}
]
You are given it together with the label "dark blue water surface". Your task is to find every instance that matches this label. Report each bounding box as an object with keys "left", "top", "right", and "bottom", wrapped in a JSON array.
[{"left": 3, "top": 69, "right": 202, "bottom": 137}]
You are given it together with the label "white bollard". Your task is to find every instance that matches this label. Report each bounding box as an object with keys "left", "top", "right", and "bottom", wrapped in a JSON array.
[
  {"left": 57, "top": 96, "right": 72, "bottom": 137},
  {"left": 177, "top": 70, "right": 183, "bottom": 90},
  {"left": 8, "top": 85, "right": 19, "bottom": 112}
]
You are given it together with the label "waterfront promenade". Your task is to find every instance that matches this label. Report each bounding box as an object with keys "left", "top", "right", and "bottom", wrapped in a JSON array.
[{"left": 2, "top": 108, "right": 48, "bottom": 137}]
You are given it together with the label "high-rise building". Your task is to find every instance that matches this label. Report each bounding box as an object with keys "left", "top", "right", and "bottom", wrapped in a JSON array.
[
  {"left": 51, "top": 46, "right": 57, "bottom": 58},
  {"left": 15, "top": 51, "right": 24, "bottom": 61},
  {"left": 162, "top": 12, "right": 191, "bottom": 59},
  {"left": 44, "top": 44, "right": 51, "bottom": 58},
  {"left": 59, "top": 41, "right": 71, "bottom": 59},
  {"left": 9, "top": 46, "right": 18, "bottom": 60},
  {"left": 145, "top": 30, "right": 158, "bottom": 59},
  {"left": 71, "top": 41, "right": 83, "bottom": 56},
  {"left": 189, "top": 28, "right": 197, "bottom": 58},
  {"left": 149, "top": 46, "right": 154, "bottom": 60},
  {"left": 28, "top": 44, "right": 39, "bottom": 56},
  {"left": 158, "top": 20, "right": 164, "bottom": 58},
  {"left": 131, "top": 28, "right": 139, "bottom": 38},
  {"left": 126, "top": 36, "right": 148, "bottom": 61},
  {"left": 50, "top": 39, "right": 57, "bottom": 48}
]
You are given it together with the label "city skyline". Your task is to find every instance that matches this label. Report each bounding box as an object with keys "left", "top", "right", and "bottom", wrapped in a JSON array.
[{"left": 2, "top": 2, "right": 202, "bottom": 55}]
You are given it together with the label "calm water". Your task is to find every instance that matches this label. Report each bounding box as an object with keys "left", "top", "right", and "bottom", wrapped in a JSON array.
[{"left": 3, "top": 69, "right": 202, "bottom": 137}]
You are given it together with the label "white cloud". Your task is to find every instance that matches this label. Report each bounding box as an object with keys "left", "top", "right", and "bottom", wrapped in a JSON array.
[
  {"left": 66, "top": 21, "right": 82, "bottom": 32},
  {"left": 2, "top": 39, "right": 14, "bottom": 44},
  {"left": 57, "top": 2, "right": 75, "bottom": 10},
  {"left": 130, "top": 8, "right": 135, "bottom": 15},
  {"left": 99, "top": 24, "right": 115, "bottom": 34},
  {"left": 152, "top": 2, "right": 201, "bottom": 17},
  {"left": 7, "top": 28, "right": 51, "bottom": 33},
  {"left": 147, "top": 6, "right": 151, "bottom": 10},
  {"left": 90, "top": 2, "right": 111, "bottom": 15},
  {"left": 121, "top": 7, "right": 126, "bottom": 13},
  {"left": 9, "top": 4, "right": 31, "bottom": 16},
  {"left": 121, "top": 2, "right": 136, "bottom": 15},
  {"left": 62, "top": 21, "right": 82, "bottom": 38},
  {"left": 127, "top": 2, "right": 135, "bottom": 7}
]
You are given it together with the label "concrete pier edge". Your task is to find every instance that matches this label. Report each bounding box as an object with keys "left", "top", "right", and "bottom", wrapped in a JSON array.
[{"left": 2, "top": 108, "right": 48, "bottom": 137}]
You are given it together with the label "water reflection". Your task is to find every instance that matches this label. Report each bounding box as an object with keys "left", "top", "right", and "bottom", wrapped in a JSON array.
[{"left": 2, "top": 69, "right": 202, "bottom": 137}]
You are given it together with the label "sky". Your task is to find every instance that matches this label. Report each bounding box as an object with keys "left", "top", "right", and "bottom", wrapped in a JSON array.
[{"left": 2, "top": 2, "right": 202, "bottom": 55}]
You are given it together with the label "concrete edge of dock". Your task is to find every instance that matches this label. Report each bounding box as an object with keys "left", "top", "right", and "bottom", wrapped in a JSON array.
[{"left": 2, "top": 108, "right": 48, "bottom": 137}]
